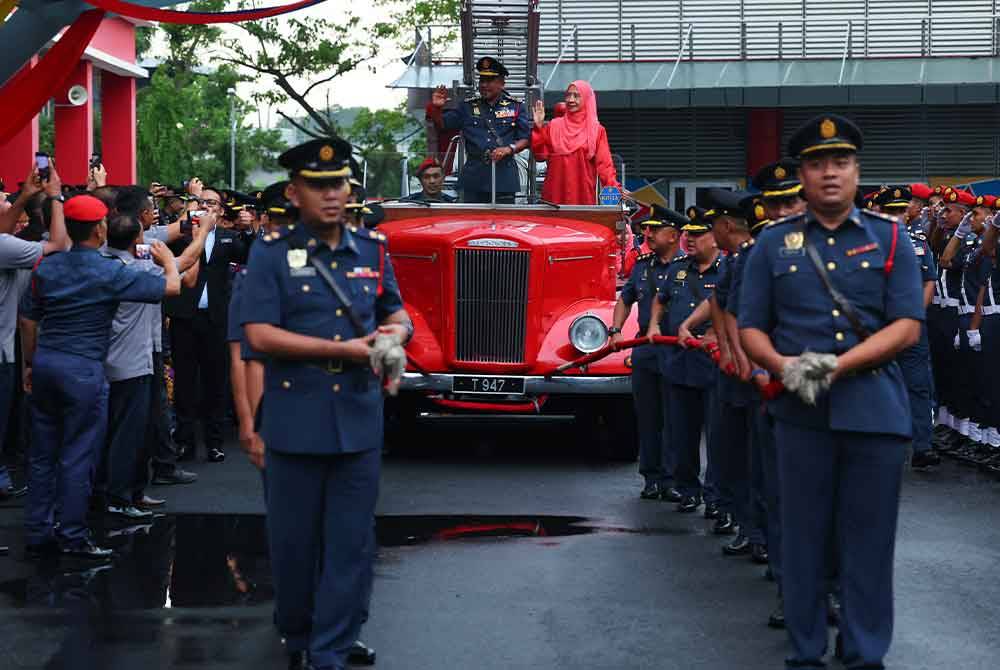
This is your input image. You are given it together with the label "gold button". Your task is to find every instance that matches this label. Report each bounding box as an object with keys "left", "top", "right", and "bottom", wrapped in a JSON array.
[
  {"left": 302, "top": 284, "right": 311, "bottom": 292},
  {"left": 827, "top": 237, "right": 836, "bottom": 246},
  {"left": 336, "top": 309, "right": 343, "bottom": 317},
  {"left": 282, "top": 380, "right": 291, "bottom": 389},
  {"left": 690, "top": 302, "right": 696, "bottom": 308},
  {"left": 334, "top": 334, "right": 342, "bottom": 342},
  {"left": 835, "top": 332, "right": 845, "bottom": 342},
  {"left": 331, "top": 261, "right": 338, "bottom": 269},
  {"left": 288, "top": 224, "right": 296, "bottom": 231},
  {"left": 333, "top": 384, "right": 341, "bottom": 393},
  {"left": 826, "top": 261, "right": 836, "bottom": 271},
  {"left": 363, "top": 286, "right": 370, "bottom": 293},
  {"left": 789, "top": 265, "right": 798, "bottom": 273},
  {"left": 832, "top": 309, "right": 841, "bottom": 317},
  {"left": 861, "top": 260, "right": 870, "bottom": 269}
]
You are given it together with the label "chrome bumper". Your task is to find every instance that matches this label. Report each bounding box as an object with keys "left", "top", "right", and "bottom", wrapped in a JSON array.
[{"left": 399, "top": 372, "right": 632, "bottom": 395}]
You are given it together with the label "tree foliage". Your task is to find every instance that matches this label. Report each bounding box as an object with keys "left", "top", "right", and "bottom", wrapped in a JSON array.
[{"left": 344, "top": 105, "right": 423, "bottom": 198}]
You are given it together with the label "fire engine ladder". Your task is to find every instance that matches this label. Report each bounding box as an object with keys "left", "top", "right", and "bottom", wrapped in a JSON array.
[{"left": 457, "top": 0, "right": 542, "bottom": 200}]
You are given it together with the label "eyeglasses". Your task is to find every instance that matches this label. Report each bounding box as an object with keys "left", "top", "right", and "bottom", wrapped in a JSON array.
[{"left": 201, "top": 199, "right": 221, "bottom": 207}]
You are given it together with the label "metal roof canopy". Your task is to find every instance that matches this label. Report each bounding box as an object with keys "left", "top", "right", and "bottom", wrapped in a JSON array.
[{"left": 391, "top": 57, "right": 1000, "bottom": 107}]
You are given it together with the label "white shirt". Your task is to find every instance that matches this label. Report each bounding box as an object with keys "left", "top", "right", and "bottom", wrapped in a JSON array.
[{"left": 197, "top": 228, "right": 216, "bottom": 309}]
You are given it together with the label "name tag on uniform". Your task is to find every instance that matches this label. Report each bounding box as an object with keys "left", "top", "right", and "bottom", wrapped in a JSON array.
[
  {"left": 346, "top": 267, "right": 380, "bottom": 279},
  {"left": 219, "top": 238, "right": 234, "bottom": 244},
  {"left": 290, "top": 267, "right": 317, "bottom": 278},
  {"left": 495, "top": 109, "right": 516, "bottom": 119}
]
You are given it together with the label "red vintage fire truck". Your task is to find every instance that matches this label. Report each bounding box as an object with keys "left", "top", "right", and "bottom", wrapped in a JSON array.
[{"left": 381, "top": 1, "right": 642, "bottom": 459}]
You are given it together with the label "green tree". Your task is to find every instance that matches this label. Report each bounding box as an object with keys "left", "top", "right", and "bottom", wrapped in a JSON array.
[{"left": 344, "top": 105, "right": 423, "bottom": 198}]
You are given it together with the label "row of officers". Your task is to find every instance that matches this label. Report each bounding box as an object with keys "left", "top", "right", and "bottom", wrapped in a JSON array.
[{"left": 613, "top": 112, "right": 1000, "bottom": 669}]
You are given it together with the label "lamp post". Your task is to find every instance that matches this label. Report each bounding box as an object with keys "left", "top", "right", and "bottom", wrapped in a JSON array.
[{"left": 228, "top": 88, "right": 237, "bottom": 189}]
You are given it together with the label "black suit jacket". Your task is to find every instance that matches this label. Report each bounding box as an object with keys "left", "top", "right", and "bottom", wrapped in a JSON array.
[{"left": 164, "top": 229, "right": 250, "bottom": 325}]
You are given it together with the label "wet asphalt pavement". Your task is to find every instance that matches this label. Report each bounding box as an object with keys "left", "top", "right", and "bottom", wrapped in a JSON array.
[{"left": 1, "top": 428, "right": 999, "bottom": 670}]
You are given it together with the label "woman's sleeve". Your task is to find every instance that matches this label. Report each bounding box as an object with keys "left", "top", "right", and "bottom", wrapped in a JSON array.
[
  {"left": 531, "top": 124, "right": 550, "bottom": 161},
  {"left": 595, "top": 126, "right": 620, "bottom": 189}
]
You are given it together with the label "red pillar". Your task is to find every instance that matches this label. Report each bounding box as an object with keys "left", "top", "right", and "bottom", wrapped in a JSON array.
[
  {"left": 0, "top": 59, "right": 39, "bottom": 191},
  {"left": 101, "top": 72, "right": 137, "bottom": 186},
  {"left": 746, "top": 109, "right": 783, "bottom": 178},
  {"left": 54, "top": 61, "right": 94, "bottom": 187}
]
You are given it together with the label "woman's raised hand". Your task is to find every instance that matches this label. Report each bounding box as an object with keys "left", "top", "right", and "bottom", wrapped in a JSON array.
[{"left": 532, "top": 99, "right": 545, "bottom": 126}]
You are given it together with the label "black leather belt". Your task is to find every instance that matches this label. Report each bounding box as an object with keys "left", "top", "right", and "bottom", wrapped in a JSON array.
[{"left": 307, "top": 359, "right": 345, "bottom": 374}]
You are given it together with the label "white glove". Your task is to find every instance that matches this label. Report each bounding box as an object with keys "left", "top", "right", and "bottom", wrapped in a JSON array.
[
  {"left": 370, "top": 332, "right": 407, "bottom": 396},
  {"left": 953, "top": 332, "right": 961, "bottom": 350},
  {"left": 954, "top": 212, "right": 974, "bottom": 239},
  {"left": 781, "top": 351, "right": 838, "bottom": 406},
  {"left": 967, "top": 329, "right": 982, "bottom": 352}
]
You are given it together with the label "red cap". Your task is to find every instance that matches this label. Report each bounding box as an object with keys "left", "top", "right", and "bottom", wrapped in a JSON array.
[
  {"left": 64, "top": 194, "right": 108, "bottom": 222},
  {"left": 910, "top": 183, "right": 934, "bottom": 201},
  {"left": 944, "top": 189, "right": 976, "bottom": 206},
  {"left": 975, "top": 194, "right": 998, "bottom": 208},
  {"left": 415, "top": 157, "right": 442, "bottom": 177}
]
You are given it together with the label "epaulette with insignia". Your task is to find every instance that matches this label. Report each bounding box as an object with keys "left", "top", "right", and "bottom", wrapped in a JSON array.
[
  {"left": 768, "top": 212, "right": 804, "bottom": 228},
  {"left": 464, "top": 93, "right": 480, "bottom": 103},
  {"left": 637, "top": 252, "right": 654, "bottom": 262},
  {"left": 863, "top": 209, "right": 899, "bottom": 223},
  {"left": 362, "top": 229, "right": 388, "bottom": 243},
  {"left": 670, "top": 254, "right": 690, "bottom": 264},
  {"left": 261, "top": 225, "right": 294, "bottom": 244},
  {"left": 100, "top": 252, "right": 128, "bottom": 264}
]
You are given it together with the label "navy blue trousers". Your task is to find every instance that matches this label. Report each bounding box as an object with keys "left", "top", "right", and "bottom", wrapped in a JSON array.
[
  {"left": 757, "top": 408, "right": 782, "bottom": 583},
  {"left": 100, "top": 375, "right": 151, "bottom": 505},
  {"left": 267, "top": 447, "right": 380, "bottom": 669},
  {"left": 632, "top": 364, "right": 675, "bottom": 486},
  {"left": 774, "top": 420, "right": 906, "bottom": 669},
  {"left": 0, "top": 361, "right": 15, "bottom": 490},
  {"left": 25, "top": 349, "right": 109, "bottom": 547},
  {"left": 898, "top": 327, "right": 933, "bottom": 453},
  {"left": 669, "top": 384, "right": 716, "bottom": 499}
]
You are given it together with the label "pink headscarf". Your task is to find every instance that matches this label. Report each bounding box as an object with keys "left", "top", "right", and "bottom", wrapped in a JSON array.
[{"left": 546, "top": 80, "right": 601, "bottom": 159}]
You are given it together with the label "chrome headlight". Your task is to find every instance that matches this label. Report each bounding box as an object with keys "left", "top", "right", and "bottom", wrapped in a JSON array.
[{"left": 569, "top": 315, "right": 609, "bottom": 354}]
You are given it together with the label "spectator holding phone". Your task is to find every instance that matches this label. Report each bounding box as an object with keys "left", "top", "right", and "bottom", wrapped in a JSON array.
[{"left": 0, "top": 165, "right": 70, "bottom": 501}]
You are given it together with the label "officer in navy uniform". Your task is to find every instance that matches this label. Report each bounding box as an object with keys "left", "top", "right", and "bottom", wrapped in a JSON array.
[
  {"left": 610, "top": 204, "right": 687, "bottom": 501},
  {"left": 21, "top": 194, "right": 182, "bottom": 560},
  {"left": 739, "top": 115, "right": 924, "bottom": 669},
  {"left": 429, "top": 57, "right": 530, "bottom": 203},
  {"left": 648, "top": 210, "right": 723, "bottom": 514},
  {"left": 875, "top": 186, "right": 941, "bottom": 470},
  {"left": 241, "top": 137, "right": 410, "bottom": 670}
]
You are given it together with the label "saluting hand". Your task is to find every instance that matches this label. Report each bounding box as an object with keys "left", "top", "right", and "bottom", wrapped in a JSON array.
[
  {"left": 532, "top": 99, "right": 545, "bottom": 126},
  {"left": 431, "top": 85, "right": 450, "bottom": 108}
]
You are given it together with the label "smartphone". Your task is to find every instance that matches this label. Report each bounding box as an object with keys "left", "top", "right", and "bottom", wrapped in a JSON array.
[
  {"left": 35, "top": 152, "right": 50, "bottom": 180},
  {"left": 90, "top": 153, "right": 101, "bottom": 170},
  {"left": 135, "top": 243, "right": 152, "bottom": 260}
]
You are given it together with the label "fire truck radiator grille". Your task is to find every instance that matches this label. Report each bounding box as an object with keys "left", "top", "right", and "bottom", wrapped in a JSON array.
[{"left": 455, "top": 249, "right": 529, "bottom": 363}]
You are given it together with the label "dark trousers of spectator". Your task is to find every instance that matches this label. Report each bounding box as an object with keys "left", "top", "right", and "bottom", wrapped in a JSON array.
[
  {"left": 170, "top": 312, "right": 227, "bottom": 454},
  {"left": 0, "top": 361, "right": 15, "bottom": 489},
  {"left": 146, "top": 351, "right": 178, "bottom": 480},
  {"left": 100, "top": 375, "right": 151, "bottom": 506}
]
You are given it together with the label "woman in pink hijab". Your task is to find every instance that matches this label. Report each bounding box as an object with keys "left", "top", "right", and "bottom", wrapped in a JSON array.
[{"left": 531, "top": 80, "right": 620, "bottom": 205}]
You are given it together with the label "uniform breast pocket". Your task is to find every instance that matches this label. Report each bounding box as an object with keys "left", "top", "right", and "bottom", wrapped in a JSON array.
[
  {"left": 839, "top": 256, "right": 886, "bottom": 307},
  {"left": 772, "top": 258, "right": 811, "bottom": 303},
  {"left": 348, "top": 278, "right": 377, "bottom": 318}
]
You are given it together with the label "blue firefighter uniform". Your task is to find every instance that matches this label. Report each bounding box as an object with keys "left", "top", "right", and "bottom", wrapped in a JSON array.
[{"left": 241, "top": 138, "right": 404, "bottom": 670}]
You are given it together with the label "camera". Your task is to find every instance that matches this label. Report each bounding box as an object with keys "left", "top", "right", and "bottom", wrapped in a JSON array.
[
  {"left": 135, "top": 244, "right": 152, "bottom": 260},
  {"left": 35, "top": 152, "right": 50, "bottom": 180},
  {"left": 89, "top": 153, "right": 101, "bottom": 170}
]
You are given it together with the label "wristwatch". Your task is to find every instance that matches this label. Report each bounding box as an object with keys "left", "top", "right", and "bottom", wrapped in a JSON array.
[
  {"left": 507, "top": 143, "right": 517, "bottom": 154},
  {"left": 608, "top": 326, "right": 622, "bottom": 335},
  {"left": 50, "top": 194, "right": 65, "bottom": 203}
]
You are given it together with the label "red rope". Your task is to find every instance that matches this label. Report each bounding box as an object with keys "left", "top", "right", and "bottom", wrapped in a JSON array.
[{"left": 82, "top": 0, "right": 326, "bottom": 24}]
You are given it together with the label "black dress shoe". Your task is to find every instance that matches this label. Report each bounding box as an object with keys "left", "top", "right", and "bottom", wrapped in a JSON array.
[
  {"left": 0, "top": 484, "right": 27, "bottom": 500},
  {"left": 152, "top": 467, "right": 198, "bottom": 485},
  {"left": 722, "top": 533, "right": 751, "bottom": 556},
  {"left": 676, "top": 496, "right": 701, "bottom": 513},
  {"left": 288, "top": 650, "right": 311, "bottom": 670},
  {"left": 660, "top": 487, "right": 683, "bottom": 503},
  {"left": 348, "top": 640, "right": 376, "bottom": 665},
  {"left": 712, "top": 512, "right": 737, "bottom": 535},
  {"left": 177, "top": 445, "right": 195, "bottom": 462},
  {"left": 750, "top": 542, "right": 769, "bottom": 564},
  {"left": 911, "top": 450, "right": 941, "bottom": 470},
  {"left": 767, "top": 593, "right": 785, "bottom": 629},
  {"left": 827, "top": 592, "right": 841, "bottom": 626},
  {"left": 61, "top": 541, "right": 114, "bottom": 561},
  {"left": 703, "top": 502, "right": 720, "bottom": 519},
  {"left": 0, "top": 546, "right": 8, "bottom": 556},
  {"left": 640, "top": 481, "right": 662, "bottom": 500},
  {"left": 207, "top": 447, "right": 226, "bottom": 463}
]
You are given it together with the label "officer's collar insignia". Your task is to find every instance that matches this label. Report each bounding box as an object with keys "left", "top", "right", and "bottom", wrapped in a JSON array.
[
  {"left": 774, "top": 166, "right": 787, "bottom": 179},
  {"left": 306, "top": 238, "right": 317, "bottom": 248},
  {"left": 499, "top": 99, "right": 510, "bottom": 106},
  {"left": 676, "top": 269, "right": 688, "bottom": 280},
  {"left": 287, "top": 248, "right": 308, "bottom": 269},
  {"left": 820, "top": 118, "right": 837, "bottom": 139},
  {"left": 784, "top": 231, "right": 804, "bottom": 250},
  {"left": 318, "top": 145, "right": 335, "bottom": 161}
]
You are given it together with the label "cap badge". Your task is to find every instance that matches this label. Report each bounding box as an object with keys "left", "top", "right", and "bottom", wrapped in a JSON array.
[
  {"left": 977, "top": 196, "right": 984, "bottom": 205},
  {"left": 784, "top": 231, "right": 804, "bottom": 250},
  {"left": 754, "top": 204, "right": 765, "bottom": 220},
  {"left": 318, "top": 145, "right": 335, "bottom": 162},
  {"left": 894, "top": 189, "right": 902, "bottom": 199},
  {"left": 287, "top": 249, "right": 308, "bottom": 269},
  {"left": 820, "top": 118, "right": 837, "bottom": 140},
  {"left": 687, "top": 207, "right": 696, "bottom": 219},
  {"left": 774, "top": 166, "right": 787, "bottom": 180}
]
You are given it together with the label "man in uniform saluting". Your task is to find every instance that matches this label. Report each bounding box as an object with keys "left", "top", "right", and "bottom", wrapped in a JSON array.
[
  {"left": 739, "top": 115, "right": 924, "bottom": 669},
  {"left": 241, "top": 137, "right": 412, "bottom": 670},
  {"left": 427, "top": 57, "right": 530, "bottom": 203}
]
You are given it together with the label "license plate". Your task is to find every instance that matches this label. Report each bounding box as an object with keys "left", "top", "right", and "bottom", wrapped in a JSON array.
[{"left": 452, "top": 375, "right": 525, "bottom": 395}]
